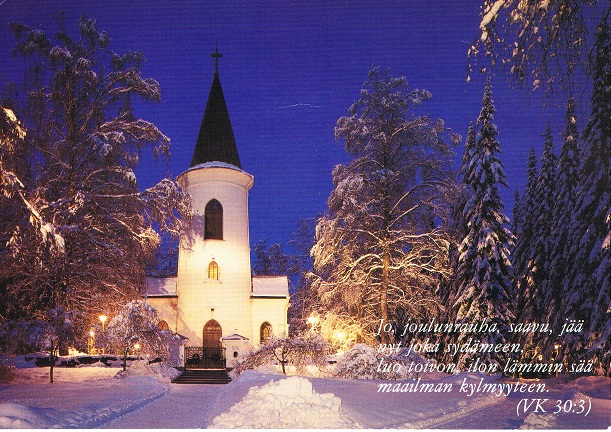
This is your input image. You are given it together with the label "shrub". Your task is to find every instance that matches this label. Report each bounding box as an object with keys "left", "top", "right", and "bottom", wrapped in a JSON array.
[
  {"left": 0, "top": 365, "right": 17, "bottom": 383},
  {"left": 333, "top": 344, "right": 432, "bottom": 380},
  {"left": 231, "top": 333, "right": 329, "bottom": 377}
]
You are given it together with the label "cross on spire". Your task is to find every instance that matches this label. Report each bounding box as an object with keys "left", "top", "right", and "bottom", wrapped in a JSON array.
[{"left": 211, "top": 47, "right": 222, "bottom": 74}]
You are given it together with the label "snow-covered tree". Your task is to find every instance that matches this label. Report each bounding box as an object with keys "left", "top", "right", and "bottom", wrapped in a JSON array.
[
  {"left": 545, "top": 96, "right": 580, "bottom": 338},
  {"left": 438, "top": 123, "right": 476, "bottom": 317},
  {"left": 518, "top": 126, "right": 557, "bottom": 354},
  {"left": 469, "top": 0, "right": 609, "bottom": 93},
  {"left": 103, "top": 300, "right": 168, "bottom": 371},
  {"left": 285, "top": 217, "right": 319, "bottom": 335},
  {"left": 449, "top": 78, "right": 515, "bottom": 370},
  {"left": 311, "top": 67, "right": 458, "bottom": 343},
  {"left": 252, "top": 240, "right": 292, "bottom": 276},
  {"left": 512, "top": 147, "right": 538, "bottom": 313},
  {"left": 511, "top": 189, "right": 522, "bottom": 236},
  {"left": 147, "top": 233, "right": 179, "bottom": 277},
  {"left": 0, "top": 18, "right": 190, "bottom": 322},
  {"left": 563, "top": 17, "right": 610, "bottom": 372},
  {"left": 231, "top": 333, "right": 328, "bottom": 376}
]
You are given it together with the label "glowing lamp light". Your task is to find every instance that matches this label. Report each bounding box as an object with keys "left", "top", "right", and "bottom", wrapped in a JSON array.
[
  {"left": 133, "top": 343, "right": 140, "bottom": 351},
  {"left": 335, "top": 331, "right": 346, "bottom": 340},
  {"left": 89, "top": 330, "right": 95, "bottom": 338},
  {"left": 307, "top": 315, "right": 319, "bottom": 325}
]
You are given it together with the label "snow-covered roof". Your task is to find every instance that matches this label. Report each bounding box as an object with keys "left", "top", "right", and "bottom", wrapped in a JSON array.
[
  {"left": 143, "top": 276, "right": 177, "bottom": 297},
  {"left": 251, "top": 276, "right": 289, "bottom": 298},
  {"left": 181, "top": 161, "right": 254, "bottom": 180},
  {"left": 221, "top": 333, "right": 249, "bottom": 341},
  {"left": 188, "top": 161, "right": 242, "bottom": 172}
]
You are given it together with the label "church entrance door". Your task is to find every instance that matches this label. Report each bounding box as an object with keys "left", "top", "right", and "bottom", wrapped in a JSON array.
[
  {"left": 184, "top": 319, "right": 226, "bottom": 369},
  {"left": 203, "top": 319, "right": 222, "bottom": 349}
]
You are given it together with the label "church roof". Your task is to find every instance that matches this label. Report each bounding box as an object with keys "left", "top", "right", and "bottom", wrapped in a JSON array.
[
  {"left": 190, "top": 49, "right": 241, "bottom": 169},
  {"left": 221, "top": 333, "right": 250, "bottom": 341},
  {"left": 251, "top": 276, "right": 289, "bottom": 298},
  {"left": 143, "top": 276, "right": 177, "bottom": 297}
]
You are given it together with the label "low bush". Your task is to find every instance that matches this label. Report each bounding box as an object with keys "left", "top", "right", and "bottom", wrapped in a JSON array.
[{"left": 0, "top": 365, "right": 17, "bottom": 383}]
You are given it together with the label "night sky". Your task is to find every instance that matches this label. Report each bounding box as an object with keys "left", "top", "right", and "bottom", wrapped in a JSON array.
[{"left": 1, "top": 0, "right": 577, "bottom": 248}]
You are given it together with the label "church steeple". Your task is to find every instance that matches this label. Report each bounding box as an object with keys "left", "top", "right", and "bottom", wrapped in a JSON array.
[{"left": 190, "top": 48, "right": 241, "bottom": 169}]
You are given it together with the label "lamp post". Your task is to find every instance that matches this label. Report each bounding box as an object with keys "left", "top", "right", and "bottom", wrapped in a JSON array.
[
  {"left": 99, "top": 315, "right": 107, "bottom": 354},
  {"left": 88, "top": 329, "right": 95, "bottom": 354}
]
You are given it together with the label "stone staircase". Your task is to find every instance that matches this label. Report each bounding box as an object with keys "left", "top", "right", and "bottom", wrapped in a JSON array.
[{"left": 171, "top": 369, "right": 232, "bottom": 384}]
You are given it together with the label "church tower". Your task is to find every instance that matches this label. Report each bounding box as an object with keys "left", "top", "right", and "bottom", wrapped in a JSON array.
[
  {"left": 143, "top": 49, "right": 289, "bottom": 369},
  {"left": 175, "top": 48, "right": 254, "bottom": 347}
]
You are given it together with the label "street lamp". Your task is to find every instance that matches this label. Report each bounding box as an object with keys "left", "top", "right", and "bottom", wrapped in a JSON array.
[
  {"left": 98, "top": 315, "right": 107, "bottom": 354},
  {"left": 307, "top": 315, "right": 319, "bottom": 325},
  {"left": 99, "top": 314, "right": 107, "bottom": 331}
]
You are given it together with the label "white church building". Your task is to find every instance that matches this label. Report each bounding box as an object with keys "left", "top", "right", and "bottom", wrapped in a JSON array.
[{"left": 143, "top": 50, "right": 289, "bottom": 369}]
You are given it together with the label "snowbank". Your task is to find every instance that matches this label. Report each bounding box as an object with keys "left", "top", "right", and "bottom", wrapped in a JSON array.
[
  {"left": 0, "top": 362, "right": 174, "bottom": 428},
  {"left": 208, "top": 376, "right": 357, "bottom": 428},
  {"left": 0, "top": 403, "right": 54, "bottom": 429},
  {"left": 114, "top": 360, "right": 180, "bottom": 383}
]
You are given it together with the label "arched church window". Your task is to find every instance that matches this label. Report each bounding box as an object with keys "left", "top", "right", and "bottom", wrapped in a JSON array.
[
  {"left": 208, "top": 261, "right": 219, "bottom": 280},
  {"left": 204, "top": 199, "right": 223, "bottom": 240},
  {"left": 260, "top": 322, "right": 272, "bottom": 344},
  {"left": 157, "top": 320, "right": 169, "bottom": 331}
]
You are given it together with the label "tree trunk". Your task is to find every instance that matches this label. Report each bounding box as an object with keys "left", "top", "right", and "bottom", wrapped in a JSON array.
[
  {"left": 123, "top": 348, "right": 128, "bottom": 371},
  {"left": 381, "top": 247, "right": 390, "bottom": 344},
  {"left": 49, "top": 342, "right": 56, "bottom": 383}
]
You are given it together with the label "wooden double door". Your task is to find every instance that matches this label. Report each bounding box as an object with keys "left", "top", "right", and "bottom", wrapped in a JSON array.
[{"left": 185, "top": 319, "right": 226, "bottom": 369}]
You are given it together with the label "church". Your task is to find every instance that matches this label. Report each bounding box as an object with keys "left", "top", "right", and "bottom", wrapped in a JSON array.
[{"left": 142, "top": 49, "right": 290, "bottom": 369}]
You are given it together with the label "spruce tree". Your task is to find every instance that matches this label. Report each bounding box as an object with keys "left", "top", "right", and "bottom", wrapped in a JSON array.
[
  {"left": 521, "top": 125, "right": 556, "bottom": 355},
  {"left": 511, "top": 189, "right": 522, "bottom": 239},
  {"left": 564, "top": 16, "right": 610, "bottom": 373},
  {"left": 439, "top": 123, "right": 476, "bottom": 312},
  {"left": 514, "top": 148, "right": 538, "bottom": 322},
  {"left": 450, "top": 78, "right": 515, "bottom": 370},
  {"left": 546, "top": 96, "right": 580, "bottom": 343}
]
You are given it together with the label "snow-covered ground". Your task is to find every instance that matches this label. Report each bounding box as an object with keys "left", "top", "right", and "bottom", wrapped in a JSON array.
[{"left": 0, "top": 358, "right": 609, "bottom": 429}]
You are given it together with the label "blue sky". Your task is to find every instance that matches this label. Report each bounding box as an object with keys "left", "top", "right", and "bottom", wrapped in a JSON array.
[{"left": 0, "top": 0, "right": 577, "bottom": 247}]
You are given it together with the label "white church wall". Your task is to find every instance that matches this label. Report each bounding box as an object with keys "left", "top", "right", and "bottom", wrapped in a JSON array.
[
  {"left": 251, "top": 297, "right": 290, "bottom": 344},
  {"left": 176, "top": 165, "right": 255, "bottom": 346},
  {"left": 145, "top": 295, "right": 178, "bottom": 332}
]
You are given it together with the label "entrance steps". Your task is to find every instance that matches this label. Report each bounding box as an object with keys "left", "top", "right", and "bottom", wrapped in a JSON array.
[{"left": 171, "top": 369, "right": 232, "bottom": 384}]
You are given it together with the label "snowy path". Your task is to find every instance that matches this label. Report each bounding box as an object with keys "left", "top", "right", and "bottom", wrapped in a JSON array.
[
  {"left": 3, "top": 365, "right": 609, "bottom": 429},
  {"left": 98, "top": 383, "right": 224, "bottom": 429}
]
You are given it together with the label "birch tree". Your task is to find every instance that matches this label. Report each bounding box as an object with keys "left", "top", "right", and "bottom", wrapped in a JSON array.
[
  {"left": 311, "top": 67, "right": 457, "bottom": 343},
  {"left": 0, "top": 18, "right": 190, "bottom": 323},
  {"left": 469, "top": 0, "right": 609, "bottom": 93}
]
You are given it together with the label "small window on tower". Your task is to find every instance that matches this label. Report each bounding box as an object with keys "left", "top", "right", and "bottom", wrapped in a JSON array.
[
  {"left": 208, "top": 261, "right": 219, "bottom": 280},
  {"left": 157, "top": 320, "right": 169, "bottom": 331},
  {"left": 204, "top": 199, "right": 223, "bottom": 240}
]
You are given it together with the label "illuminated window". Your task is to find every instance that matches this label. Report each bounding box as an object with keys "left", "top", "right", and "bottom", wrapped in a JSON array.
[
  {"left": 204, "top": 199, "right": 223, "bottom": 240},
  {"left": 208, "top": 261, "right": 219, "bottom": 280},
  {"left": 157, "top": 320, "right": 169, "bottom": 331},
  {"left": 260, "top": 322, "right": 272, "bottom": 343}
]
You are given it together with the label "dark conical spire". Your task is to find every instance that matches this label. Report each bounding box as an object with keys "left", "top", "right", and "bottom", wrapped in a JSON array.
[{"left": 190, "top": 48, "right": 241, "bottom": 168}]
